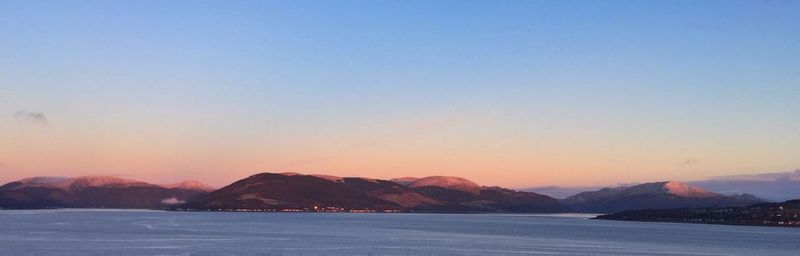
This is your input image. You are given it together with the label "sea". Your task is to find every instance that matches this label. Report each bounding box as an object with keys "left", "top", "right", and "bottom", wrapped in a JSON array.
[{"left": 1, "top": 209, "right": 798, "bottom": 256}]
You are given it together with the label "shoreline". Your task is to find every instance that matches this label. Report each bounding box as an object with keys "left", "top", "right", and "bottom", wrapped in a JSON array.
[
  {"left": 1, "top": 207, "right": 595, "bottom": 216},
  {"left": 593, "top": 216, "right": 800, "bottom": 228}
]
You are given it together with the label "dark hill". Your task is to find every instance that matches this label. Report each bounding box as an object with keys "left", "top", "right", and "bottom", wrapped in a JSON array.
[
  {"left": 563, "top": 181, "right": 765, "bottom": 213},
  {"left": 181, "top": 172, "right": 566, "bottom": 213},
  {"left": 0, "top": 176, "right": 212, "bottom": 209}
]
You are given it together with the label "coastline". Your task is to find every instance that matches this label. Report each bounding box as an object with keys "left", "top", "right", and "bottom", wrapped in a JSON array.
[{"left": 593, "top": 216, "right": 800, "bottom": 228}]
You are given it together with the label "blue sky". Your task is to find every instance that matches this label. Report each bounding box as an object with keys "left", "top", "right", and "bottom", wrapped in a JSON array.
[{"left": 1, "top": 1, "right": 799, "bottom": 187}]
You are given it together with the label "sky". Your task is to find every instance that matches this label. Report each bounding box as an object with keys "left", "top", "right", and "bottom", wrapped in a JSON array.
[{"left": 1, "top": 1, "right": 799, "bottom": 188}]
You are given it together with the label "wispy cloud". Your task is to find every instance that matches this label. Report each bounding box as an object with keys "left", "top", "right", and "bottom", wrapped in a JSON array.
[
  {"left": 13, "top": 110, "right": 49, "bottom": 125},
  {"left": 681, "top": 159, "right": 700, "bottom": 166}
]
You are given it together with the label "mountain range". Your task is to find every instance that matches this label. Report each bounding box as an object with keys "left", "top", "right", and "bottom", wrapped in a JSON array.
[
  {"left": 523, "top": 169, "right": 800, "bottom": 201},
  {"left": 0, "top": 176, "right": 213, "bottom": 209},
  {"left": 181, "top": 173, "right": 566, "bottom": 213},
  {"left": 562, "top": 181, "right": 765, "bottom": 213},
  {"left": 686, "top": 170, "right": 800, "bottom": 201},
  {"left": 0, "top": 172, "right": 783, "bottom": 214}
]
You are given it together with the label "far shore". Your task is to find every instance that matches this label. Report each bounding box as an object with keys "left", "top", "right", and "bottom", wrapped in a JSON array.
[{"left": 0, "top": 207, "right": 600, "bottom": 217}]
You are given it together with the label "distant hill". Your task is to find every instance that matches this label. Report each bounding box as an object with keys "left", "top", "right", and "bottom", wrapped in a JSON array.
[
  {"left": 162, "top": 180, "right": 216, "bottom": 192},
  {"left": 519, "top": 169, "right": 800, "bottom": 201},
  {"left": 181, "top": 172, "right": 566, "bottom": 213},
  {"left": 3, "top": 173, "right": 782, "bottom": 213},
  {"left": 562, "top": 181, "right": 765, "bottom": 213},
  {"left": 519, "top": 186, "right": 604, "bottom": 199},
  {"left": 687, "top": 170, "right": 800, "bottom": 201},
  {"left": 596, "top": 199, "right": 800, "bottom": 227},
  {"left": 0, "top": 176, "right": 213, "bottom": 209}
]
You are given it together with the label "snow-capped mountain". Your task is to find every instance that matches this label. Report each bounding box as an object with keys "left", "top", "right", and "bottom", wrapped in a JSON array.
[
  {"left": 562, "top": 181, "right": 765, "bottom": 213},
  {"left": 687, "top": 170, "right": 800, "bottom": 201},
  {"left": 0, "top": 176, "right": 213, "bottom": 209}
]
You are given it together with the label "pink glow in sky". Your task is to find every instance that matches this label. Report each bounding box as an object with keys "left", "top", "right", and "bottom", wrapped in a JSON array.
[{"left": 2, "top": 1, "right": 799, "bottom": 188}]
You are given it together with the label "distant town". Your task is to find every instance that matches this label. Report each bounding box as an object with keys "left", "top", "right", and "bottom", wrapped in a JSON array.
[
  {"left": 596, "top": 200, "right": 800, "bottom": 227},
  {"left": 175, "top": 206, "right": 403, "bottom": 213}
]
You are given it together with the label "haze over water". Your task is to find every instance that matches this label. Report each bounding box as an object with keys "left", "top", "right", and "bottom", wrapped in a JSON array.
[{"left": 1, "top": 209, "right": 798, "bottom": 256}]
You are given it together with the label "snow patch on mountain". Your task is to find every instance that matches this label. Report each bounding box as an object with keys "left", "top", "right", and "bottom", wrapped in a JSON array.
[
  {"left": 162, "top": 180, "right": 215, "bottom": 192},
  {"left": 10, "top": 176, "right": 214, "bottom": 192},
  {"left": 622, "top": 181, "right": 718, "bottom": 198},
  {"left": 662, "top": 181, "right": 717, "bottom": 198},
  {"left": 59, "top": 176, "right": 151, "bottom": 190},
  {"left": 408, "top": 176, "right": 482, "bottom": 193}
]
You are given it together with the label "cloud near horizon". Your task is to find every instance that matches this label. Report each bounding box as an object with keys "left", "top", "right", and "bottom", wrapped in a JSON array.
[
  {"left": 13, "top": 111, "right": 49, "bottom": 125},
  {"left": 160, "top": 197, "right": 186, "bottom": 205}
]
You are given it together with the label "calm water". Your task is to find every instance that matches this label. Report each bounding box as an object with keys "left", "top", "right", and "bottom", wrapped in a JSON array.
[{"left": 1, "top": 210, "right": 799, "bottom": 256}]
